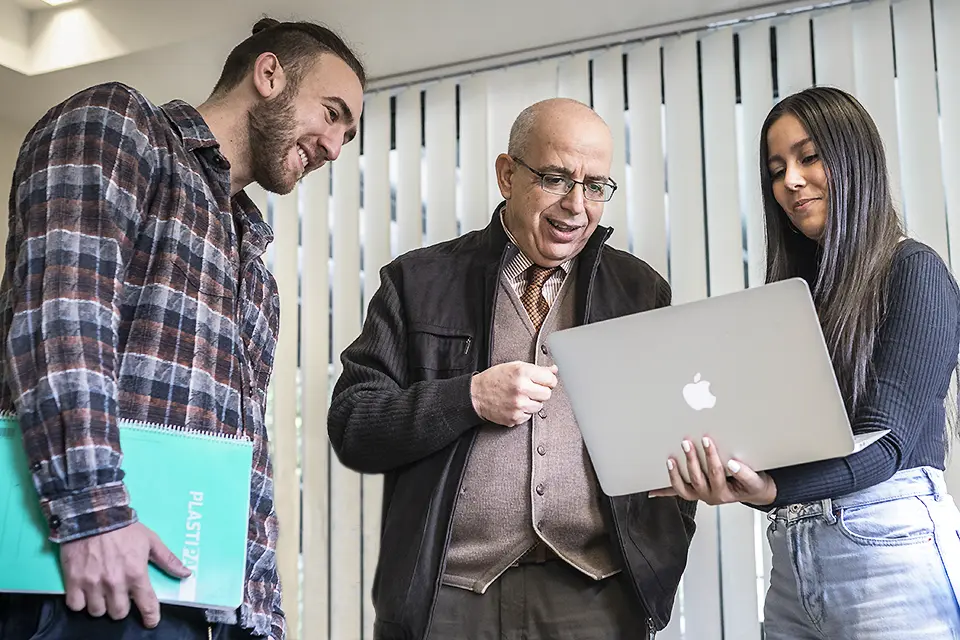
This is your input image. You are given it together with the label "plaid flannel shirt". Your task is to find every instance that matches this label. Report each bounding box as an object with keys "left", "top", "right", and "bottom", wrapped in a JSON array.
[{"left": 0, "top": 82, "right": 285, "bottom": 639}]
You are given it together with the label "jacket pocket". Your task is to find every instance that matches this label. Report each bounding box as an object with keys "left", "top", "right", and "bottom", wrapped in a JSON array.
[{"left": 407, "top": 323, "right": 475, "bottom": 379}]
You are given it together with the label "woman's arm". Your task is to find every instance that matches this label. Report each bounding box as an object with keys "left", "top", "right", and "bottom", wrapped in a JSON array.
[{"left": 766, "top": 248, "right": 959, "bottom": 506}]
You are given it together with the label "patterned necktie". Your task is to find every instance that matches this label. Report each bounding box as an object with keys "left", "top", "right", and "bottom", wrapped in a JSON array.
[{"left": 520, "top": 265, "right": 558, "bottom": 331}]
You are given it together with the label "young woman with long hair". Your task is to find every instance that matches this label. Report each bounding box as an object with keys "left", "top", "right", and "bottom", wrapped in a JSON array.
[{"left": 654, "top": 86, "right": 960, "bottom": 638}]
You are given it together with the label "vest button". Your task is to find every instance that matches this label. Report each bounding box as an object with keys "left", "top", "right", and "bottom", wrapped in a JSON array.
[
  {"left": 540, "top": 344, "right": 548, "bottom": 355},
  {"left": 537, "top": 445, "right": 545, "bottom": 456},
  {"left": 538, "top": 408, "right": 547, "bottom": 419},
  {"left": 536, "top": 483, "right": 545, "bottom": 496}
]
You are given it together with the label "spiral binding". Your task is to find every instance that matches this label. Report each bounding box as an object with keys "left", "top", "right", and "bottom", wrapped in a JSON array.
[{"left": 0, "top": 410, "right": 252, "bottom": 444}]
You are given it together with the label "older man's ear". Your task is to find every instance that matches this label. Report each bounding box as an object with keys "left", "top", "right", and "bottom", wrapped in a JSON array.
[{"left": 496, "top": 153, "right": 516, "bottom": 200}]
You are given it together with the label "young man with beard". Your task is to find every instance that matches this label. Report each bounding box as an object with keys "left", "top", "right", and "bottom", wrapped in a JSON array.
[{"left": 0, "top": 17, "right": 363, "bottom": 640}]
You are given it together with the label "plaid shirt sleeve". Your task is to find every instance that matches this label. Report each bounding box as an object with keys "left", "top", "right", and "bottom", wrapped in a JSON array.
[{"left": 4, "top": 83, "right": 159, "bottom": 543}]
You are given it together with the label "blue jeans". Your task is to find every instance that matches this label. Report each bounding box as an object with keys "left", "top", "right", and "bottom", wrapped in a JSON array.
[{"left": 763, "top": 466, "right": 960, "bottom": 639}]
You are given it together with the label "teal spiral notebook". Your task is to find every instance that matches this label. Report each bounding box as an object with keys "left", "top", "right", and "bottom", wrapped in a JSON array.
[{"left": 0, "top": 414, "right": 252, "bottom": 610}]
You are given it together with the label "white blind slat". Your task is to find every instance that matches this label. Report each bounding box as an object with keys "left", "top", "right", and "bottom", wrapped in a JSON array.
[
  {"left": 852, "top": 0, "right": 903, "bottom": 212},
  {"left": 626, "top": 40, "right": 668, "bottom": 277},
  {"left": 685, "top": 505, "right": 724, "bottom": 640},
  {"left": 459, "top": 74, "right": 491, "bottom": 234},
  {"left": 364, "top": 93, "right": 392, "bottom": 306},
  {"left": 893, "top": 0, "right": 950, "bottom": 262},
  {"left": 813, "top": 5, "right": 855, "bottom": 93},
  {"left": 720, "top": 505, "right": 762, "bottom": 639},
  {"left": 360, "top": 92, "right": 392, "bottom": 640},
  {"left": 300, "top": 166, "right": 331, "bottom": 640},
  {"left": 663, "top": 33, "right": 708, "bottom": 305},
  {"left": 702, "top": 28, "right": 760, "bottom": 634},
  {"left": 330, "top": 138, "right": 363, "bottom": 640},
  {"left": 701, "top": 28, "right": 746, "bottom": 298},
  {"left": 738, "top": 22, "right": 778, "bottom": 601},
  {"left": 396, "top": 88, "right": 423, "bottom": 254},
  {"left": 591, "top": 46, "right": 628, "bottom": 250},
  {"left": 270, "top": 187, "right": 301, "bottom": 638},
  {"left": 557, "top": 51, "right": 591, "bottom": 105},
  {"left": 665, "top": 35, "right": 719, "bottom": 640},
  {"left": 777, "top": 14, "right": 813, "bottom": 97},
  {"left": 934, "top": 0, "right": 960, "bottom": 272},
  {"left": 425, "top": 79, "right": 458, "bottom": 244},
  {"left": 738, "top": 21, "right": 775, "bottom": 288},
  {"left": 487, "top": 61, "right": 559, "bottom": 211}
]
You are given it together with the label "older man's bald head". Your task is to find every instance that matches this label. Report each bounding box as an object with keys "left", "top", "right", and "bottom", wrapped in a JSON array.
[
  {"left": 495, "top": 97, "right": 614, "bottom": 268},
  {"left": 507, "top": 98, "right": 612, "bottom": 159}
]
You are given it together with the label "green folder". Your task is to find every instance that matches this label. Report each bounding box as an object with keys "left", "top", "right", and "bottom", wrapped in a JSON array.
[{"left": 0, "top": 413, "right": 252, "bottom": 611}]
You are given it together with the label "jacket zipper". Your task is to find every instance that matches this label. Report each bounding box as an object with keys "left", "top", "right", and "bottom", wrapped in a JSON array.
[
  {"left": 581, "top": 228, "right": 612, "bottom": 323},
  {"left": 584, "top": 230, "right": 658, "bottom": 633},
  {"left": 609, "top": 498, "right": 658, "bottom": 634}
]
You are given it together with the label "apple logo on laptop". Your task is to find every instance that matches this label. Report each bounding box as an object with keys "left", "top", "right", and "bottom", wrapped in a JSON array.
[{"left": 683, "top": 373, "right": 716, "bottom": 411}]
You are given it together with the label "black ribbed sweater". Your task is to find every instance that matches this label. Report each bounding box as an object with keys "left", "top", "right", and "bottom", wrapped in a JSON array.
[{"left": 767, "top": 239, "right": 960, "bottom": 506}]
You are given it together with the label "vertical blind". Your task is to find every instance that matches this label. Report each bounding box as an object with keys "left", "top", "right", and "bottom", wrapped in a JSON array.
[{"left": 252, "top": 0, "right": 960, "bottom": 637}]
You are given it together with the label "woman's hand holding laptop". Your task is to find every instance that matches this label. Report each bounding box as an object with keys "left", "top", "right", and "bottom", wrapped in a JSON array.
[{"left": 648, "top": 436, "right": 778, "bottom": 506}]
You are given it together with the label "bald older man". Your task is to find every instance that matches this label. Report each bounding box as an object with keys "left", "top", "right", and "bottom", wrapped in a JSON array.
[{"left": 328, "top": 98, "right": 697, "bottom": 640}]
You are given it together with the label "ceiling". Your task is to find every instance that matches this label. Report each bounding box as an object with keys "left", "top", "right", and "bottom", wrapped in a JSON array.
[{"left": 0, "top": 0, "right": 814, "bottom": 128}]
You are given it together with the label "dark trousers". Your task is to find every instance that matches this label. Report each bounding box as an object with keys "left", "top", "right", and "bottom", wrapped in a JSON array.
[
  {"left": 427, "top": 559, "right": 653, "bottom": 640},
  {"left": 0, "top": 595, "right": 257, "bottom": 640}
]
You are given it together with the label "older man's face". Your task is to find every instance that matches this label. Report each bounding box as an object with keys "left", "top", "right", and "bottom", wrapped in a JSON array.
[{"left": 498, "top": 106, "right": 613, "bottom": 268}]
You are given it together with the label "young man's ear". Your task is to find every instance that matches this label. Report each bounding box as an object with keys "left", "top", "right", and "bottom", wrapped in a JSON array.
[{"left": 252, "top": 53, "right": 286, "bottom": 99}]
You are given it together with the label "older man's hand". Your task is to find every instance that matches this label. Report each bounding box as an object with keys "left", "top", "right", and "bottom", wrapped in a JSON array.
[{"left": 470, "top": 361, "right": 558, "bottom": 427}]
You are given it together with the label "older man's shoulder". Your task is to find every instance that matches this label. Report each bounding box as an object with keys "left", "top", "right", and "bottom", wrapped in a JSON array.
[
  {"left": 599, "top": 244, "right": 668, "bottom": 285},
  {"left": 377, "top": 229, "right": 489, "bottom": 287},
  {"left": 392, "top": 228, "right": 485, "bottom": 265}
]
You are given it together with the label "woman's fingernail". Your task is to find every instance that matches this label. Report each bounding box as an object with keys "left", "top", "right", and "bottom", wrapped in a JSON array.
[
  {"left": 727, "top": 460, "right": 741, "bottom": 474},
  {"left": 681, "top": 440, "right": 691, "bottom": 453},
  {"left": 702, "top": 437, "right": 711, "bottom": 449},
  {"left": 667, "top": 459, "right": 675, "bottom": 471}
]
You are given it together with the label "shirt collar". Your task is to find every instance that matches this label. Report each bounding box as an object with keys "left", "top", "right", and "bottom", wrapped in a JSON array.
[{"left": 159, "top": 99, "right": 223, "bottom": 155}]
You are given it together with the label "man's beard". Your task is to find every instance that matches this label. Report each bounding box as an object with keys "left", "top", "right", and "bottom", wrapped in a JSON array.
[{"left": 247, "top": 87, "right": 300, "bottom": 195}]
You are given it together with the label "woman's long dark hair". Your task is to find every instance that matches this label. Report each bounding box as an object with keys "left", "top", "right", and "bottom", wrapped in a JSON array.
[{"left": 759, "top": 87, "right": 904, "bottom": 415}]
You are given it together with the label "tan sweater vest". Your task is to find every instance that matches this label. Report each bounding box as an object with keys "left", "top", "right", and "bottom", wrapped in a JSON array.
[{"left": 442, "top": 268, "right": 619, "bottom": 593}]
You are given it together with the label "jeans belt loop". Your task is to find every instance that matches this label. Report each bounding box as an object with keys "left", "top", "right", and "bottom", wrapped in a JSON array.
[
  {"left": 821, "top": 498, "right": 836, "bottom": 524},
  {"left": 924, "top": 467, "right": 941, "bottom": 500}
]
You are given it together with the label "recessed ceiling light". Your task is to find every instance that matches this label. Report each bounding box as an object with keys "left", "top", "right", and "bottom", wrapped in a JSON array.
[{"left": 42, "top": 0, "right": 77, "bottom": 6}]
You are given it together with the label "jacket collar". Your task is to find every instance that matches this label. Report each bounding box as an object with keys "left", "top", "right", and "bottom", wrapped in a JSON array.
[{"left": 480, "top": 202, "right": 614, "bottom": 328}]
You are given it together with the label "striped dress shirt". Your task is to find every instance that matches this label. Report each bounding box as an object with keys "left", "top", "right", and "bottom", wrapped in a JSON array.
[{"left": 499, "top": 206, "right": 575, "bottom": 302}]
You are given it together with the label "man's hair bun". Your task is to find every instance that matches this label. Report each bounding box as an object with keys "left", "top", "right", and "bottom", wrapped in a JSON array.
[{"left": 252, "top": 17, "right": 279, "bottom": 35}]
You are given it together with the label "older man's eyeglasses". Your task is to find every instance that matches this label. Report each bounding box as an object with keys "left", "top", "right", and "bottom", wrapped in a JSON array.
[{"left": 512, "top": 157, "right": 618, "bottom": 203}]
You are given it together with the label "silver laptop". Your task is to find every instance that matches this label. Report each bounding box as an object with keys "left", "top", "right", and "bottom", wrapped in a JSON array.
[{"left": 546, "top": 278, "right": 888, "bottom": 497}]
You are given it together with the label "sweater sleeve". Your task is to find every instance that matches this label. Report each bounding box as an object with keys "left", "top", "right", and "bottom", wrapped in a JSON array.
[
  {"left": 327, "top": 264, "right": 486, "bottom": 474},
  {"left": 764, "top": 249, "right": 960, "bottom": 507}
]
